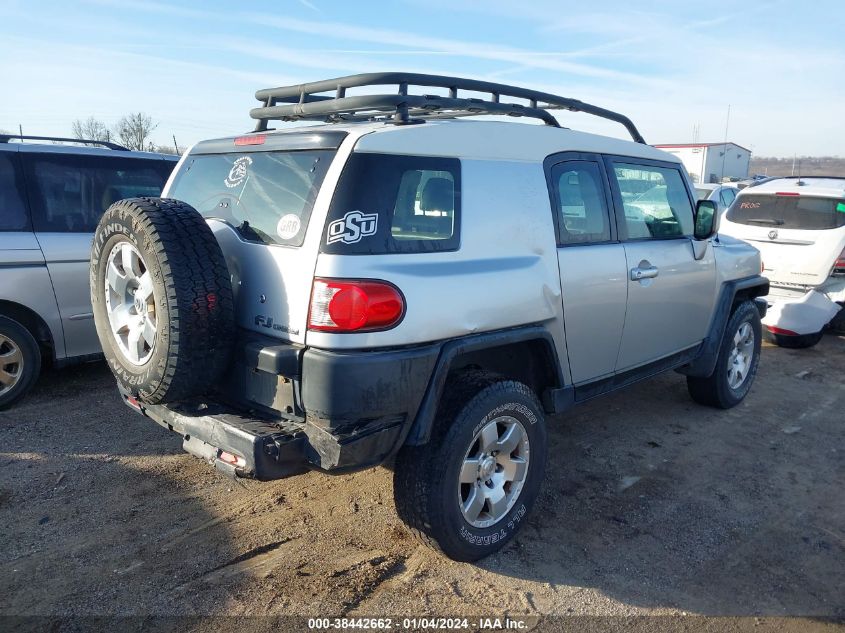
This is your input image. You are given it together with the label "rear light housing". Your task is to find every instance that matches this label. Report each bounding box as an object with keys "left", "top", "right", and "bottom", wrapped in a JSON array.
[
  {"left": 234, "top": 134, "right": 266, "bottom": 146},
  {"left": 308, "top": 278, "right": 405, "bottom": 332},
  {"left": 833, "top": 248, "right": 845, "bottom": 277}
]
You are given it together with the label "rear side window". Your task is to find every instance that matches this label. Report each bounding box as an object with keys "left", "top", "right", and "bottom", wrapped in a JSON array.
[
  {"left": 612, "top": 163, "right": 694, "bottom": 239},
  {"left": 322, "top": 153, "right": 460, "bottom": 254},
  {"left": 0, "top": 153, "right": 30, "bottom": 231},
  {"left": 24, "top": 153, "right": 173, "bottom": 233},
  {"left": 727, "top": 194, "right": 845, "bottom": 230},
  {"left": 168, "top": 150, "right": 334, "bottom": 247},
  {"left": 551, "top": 161, "right": 611, "bottom": 245}
]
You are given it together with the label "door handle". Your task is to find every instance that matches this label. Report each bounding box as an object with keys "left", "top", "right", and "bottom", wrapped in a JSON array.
[{"left": 630, "top": 265, "right": 659, "bottom": 281}]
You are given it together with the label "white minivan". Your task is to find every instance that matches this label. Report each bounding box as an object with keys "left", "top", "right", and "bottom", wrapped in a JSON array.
[{"left": 720, "top": 176, "right": 845, "bottom": 347}]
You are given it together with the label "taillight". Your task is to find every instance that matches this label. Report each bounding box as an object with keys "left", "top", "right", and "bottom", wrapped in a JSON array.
[
  {"left": 833, "top": 248, "right": 845, "bottom": 276},
  {"left": 308, "top": 278, "right": 405, "bottom": 332}
]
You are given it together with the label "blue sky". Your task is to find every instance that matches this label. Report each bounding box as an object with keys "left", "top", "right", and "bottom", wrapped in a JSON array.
[{"left": 1, "top": 0, "right": 843, "bottom": 155}]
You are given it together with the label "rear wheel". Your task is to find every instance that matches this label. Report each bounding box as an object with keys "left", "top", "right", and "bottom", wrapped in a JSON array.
[
  {"left": 393, "top": 371, "right": 547, "bottom": 561},
  {"left": 827, "top": 303, "right": 845, "bottom": 335},
  {"left": 0, "top": 316, "right": 41, "bottom": 410},
  {"left": 687, "top": 300, "right": 761, "bottom": 409},
  {"left": 91, "top": 197, "right": 235, "bottom": 404}
]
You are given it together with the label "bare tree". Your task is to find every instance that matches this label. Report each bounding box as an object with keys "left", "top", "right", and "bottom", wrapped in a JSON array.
[
  {"left": 71, "top": 117, "right": 110, "bottom": 142},
  {"left": 115, "top": 113, "right": 158, "bottom": 151}
]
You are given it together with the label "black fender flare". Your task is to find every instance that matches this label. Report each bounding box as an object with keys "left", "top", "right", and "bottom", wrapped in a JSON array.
[
  {"left": 403, "top": 325, "right": 567, "bottom": 446},
  {"left": 679, "top": 275, "right": 769, "bottom": 378}
]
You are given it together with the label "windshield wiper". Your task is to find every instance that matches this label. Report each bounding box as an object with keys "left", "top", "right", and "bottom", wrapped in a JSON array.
[{"left": 746, "top": 218, "right": 784, "bottom": 225}]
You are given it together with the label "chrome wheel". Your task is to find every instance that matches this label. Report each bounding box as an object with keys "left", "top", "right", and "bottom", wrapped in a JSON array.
[
  {"left": 104, "top": 242, "right": 157, "bottom": 366},
  {"left": 458, "top": 415, "right": 530, "bottom": 528},
  {"left": 0, "top": 334, "right": 24, "bottom": 396},
  {"left": 727, "top": 321, "right": 755, "bottom": 390}
]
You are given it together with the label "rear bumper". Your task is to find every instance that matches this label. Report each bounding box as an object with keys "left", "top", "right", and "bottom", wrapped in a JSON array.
[
  {"left": 120, "top": 334, "right": 440, "bottom": 479},
  {"left": 762, "top": 288, "right": 843, "bottom": 336}
]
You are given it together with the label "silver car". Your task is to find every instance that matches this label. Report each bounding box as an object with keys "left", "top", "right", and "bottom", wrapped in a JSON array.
[{"left": 0, "top": 134, "right": 176, "bottom": 408}]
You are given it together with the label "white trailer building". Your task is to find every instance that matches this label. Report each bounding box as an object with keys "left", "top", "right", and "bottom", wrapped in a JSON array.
[{"left": 654, "top": 142, "right": 751, "bottom": 184}]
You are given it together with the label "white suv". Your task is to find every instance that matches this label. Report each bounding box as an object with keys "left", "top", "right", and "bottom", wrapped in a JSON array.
[
  {"left": 89, "top": 73, "right": 768, "bottom": 560},
  {"left": 720, "top": 176, "right": 845, "bottom": 347}
]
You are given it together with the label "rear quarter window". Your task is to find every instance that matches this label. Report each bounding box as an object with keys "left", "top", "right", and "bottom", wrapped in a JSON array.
[
  {"left": 0, "top": 152, "right": 30, "bottom": 231},
  {"left": 322, "top": 153, "right": 460, "bottom": 254}
]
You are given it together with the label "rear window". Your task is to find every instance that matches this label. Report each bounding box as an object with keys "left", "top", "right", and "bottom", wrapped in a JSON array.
[
  {"left": 322, "top": 153, "right": 460, "bottom": 255},
  {"left": 168, "top": 150, "right": 334, "bottom": 247},
  {"left": 727, "top": 194, "right": 845, "bottom": 230},
  {"left": 24, "top": 153, "right": 173, "bottom": 233}
]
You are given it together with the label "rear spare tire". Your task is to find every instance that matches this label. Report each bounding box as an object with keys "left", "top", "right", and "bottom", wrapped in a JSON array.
[{"left": 91, "top": 197, "right": 234, "bottom": 404}]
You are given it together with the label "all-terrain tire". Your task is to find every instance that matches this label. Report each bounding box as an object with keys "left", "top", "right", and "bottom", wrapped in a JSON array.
[
  {"left": 393, "top": 370, "right": 547, "bottom": 562},
  {"left": 0, "top": 316, "right": 41, "bottom": 410},
  {"left": 687, "top": 300, "right": 762, "bottom": 409},
  {"left": 91, "top": 197, "right": 234, "bottom": 404}
]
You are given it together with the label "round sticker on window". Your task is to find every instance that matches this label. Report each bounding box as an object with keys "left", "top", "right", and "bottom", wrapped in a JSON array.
[{"left": 276, "top": 214, "right": 301, "bottom": 240}]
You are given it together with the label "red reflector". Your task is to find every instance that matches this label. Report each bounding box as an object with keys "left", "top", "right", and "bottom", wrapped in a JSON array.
[
  {"left": 775, "top": 191, "right": 799, "bottom": 196},
  {"left": 218, "top": 451, "right": 244, "bottom": 467},
  {"left": 126, "top": 396, "right": 141, "bottom": 410},
  {"left": 309, "top": 278, "right": 405, "bottom": 332},
  {"left": 234, "top": 134, "right": 266, "bottom": 146},
  {"left": 767, "top": 325, "right": 799, "bottom": 336}
]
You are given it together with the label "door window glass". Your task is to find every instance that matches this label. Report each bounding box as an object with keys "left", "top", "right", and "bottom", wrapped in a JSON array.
[
  {"left": 0, "top": 153, "right": 30, "bottom": 231},
  {"left": 25, "top": 153, "right": 173, "bottom": 233},
  {"left": 553, "top": 161, "right": 610, "bottom": 245},
  {"left": 613, "top": 163, "right": 694, "bottom": 239}
]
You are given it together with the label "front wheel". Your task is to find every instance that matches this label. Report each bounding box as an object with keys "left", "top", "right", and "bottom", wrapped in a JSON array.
[
  {"left": 687, "top": 300, "right": 762, "bottom": 409},
  {"left": 393, "top": 371, "right": 547, "bottom": 561}
]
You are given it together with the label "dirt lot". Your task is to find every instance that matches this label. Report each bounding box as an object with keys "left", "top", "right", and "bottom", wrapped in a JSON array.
[{"left": 1, "top": 334, "right": 843, "bottom": 626}]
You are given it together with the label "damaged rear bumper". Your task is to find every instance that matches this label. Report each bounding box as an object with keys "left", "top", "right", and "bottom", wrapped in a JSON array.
[
  {"left": 119, "top": 333, "right": 440, "bottom": 480},
  {"left": 763, "top": 283, "right": 844, "bottom": 336}
]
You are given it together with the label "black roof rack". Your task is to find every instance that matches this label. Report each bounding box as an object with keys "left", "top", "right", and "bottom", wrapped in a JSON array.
[
  {"left": 251, "top": 72, "right": 646, "bottom": 144},
  {"left": 0, "top": 134, "right": 128, "bottom": 151}
]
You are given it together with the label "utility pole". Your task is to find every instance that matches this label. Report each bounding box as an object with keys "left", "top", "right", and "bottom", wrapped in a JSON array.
[{"left": 719, "top": 105, "right": 730, "bottom": 183}]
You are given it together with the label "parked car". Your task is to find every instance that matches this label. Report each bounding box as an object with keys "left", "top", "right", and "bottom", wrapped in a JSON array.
[
  {"left": 89, "top": 73, "right": 768, "bottom": 561},
  {"left": 695, "top": 182, "right": 738, "bottom": 217},
  {"left": 719, "top": 176, "right": 845, "bottom": 347},
  {"left": 0, "top": 134, "right": 176, "bottom": 408}
]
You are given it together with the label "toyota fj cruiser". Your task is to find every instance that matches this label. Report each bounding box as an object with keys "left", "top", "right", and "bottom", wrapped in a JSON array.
[{"left": 90, "top": 73, "right": 768, "bottom": 561}]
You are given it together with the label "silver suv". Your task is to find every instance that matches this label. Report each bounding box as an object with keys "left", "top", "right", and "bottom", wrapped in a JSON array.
[
  {"left": 0, "top": 135, "right": 175, "bottom": 408},
  {"left": 89, "top": 74, "right": 769, "bottom": 561}
]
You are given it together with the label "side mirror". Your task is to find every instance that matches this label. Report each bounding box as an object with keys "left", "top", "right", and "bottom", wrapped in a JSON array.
[{"left": 694, "top": 199, "right": 717, "bottom": 240}]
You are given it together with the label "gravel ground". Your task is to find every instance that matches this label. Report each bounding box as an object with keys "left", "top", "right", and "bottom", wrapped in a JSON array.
[{"left": 0, "top": 334, "right": 843, "bottom": 628}]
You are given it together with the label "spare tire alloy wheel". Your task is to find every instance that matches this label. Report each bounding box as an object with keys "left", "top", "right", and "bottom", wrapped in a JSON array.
[
  {"left": 104, "top": 242, "right": 157, "bottom": 366},
  {"left": 459, "top": 416, "right": 530, "bottom": 528},
  {"left": 91, "top": 197, "right": 235, "bottom": 405}
]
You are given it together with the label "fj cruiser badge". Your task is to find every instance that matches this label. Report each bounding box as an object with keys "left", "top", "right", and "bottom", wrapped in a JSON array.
[
  {"left": 326, "top": 210, "right": 378, "bottom": 245},
  {"left": 225, "top": 156, "right": 253, "bottom": 188}
]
